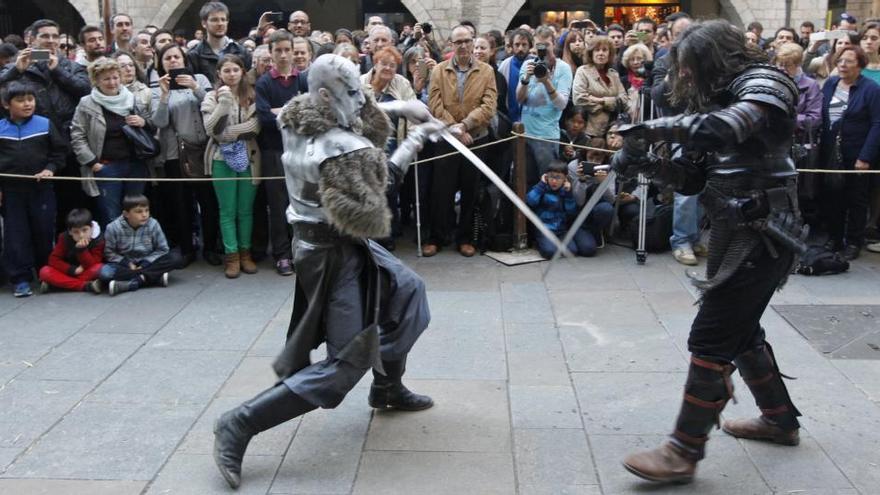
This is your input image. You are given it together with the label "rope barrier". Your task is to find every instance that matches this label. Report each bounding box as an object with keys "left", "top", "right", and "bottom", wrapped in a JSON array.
[{"left": 0, "top": 132, "right": 874, "bottom": 183}]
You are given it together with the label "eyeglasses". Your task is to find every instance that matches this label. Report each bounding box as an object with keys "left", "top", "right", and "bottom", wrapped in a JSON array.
[
  {"left": 118, "top": 62, "right": 135, "bottom": 69},
  {"left": 60, "top": 44, "right": 73, "bottom": 49},
  {"left": 290, "top": 20, "right": 308, "bottom": 25},
  {"left": 452, "top": 38, "right": 473, "bottom": 46}
]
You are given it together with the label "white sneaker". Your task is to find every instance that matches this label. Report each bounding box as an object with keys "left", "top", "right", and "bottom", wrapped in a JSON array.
[
  {"left": 673, "top": 247, "right": 698, "bottom": 266},
  {"left": 866, "top": 242, "right": 880, "bottom": 253},
  {"left": 160, "top": 272, "right": 170, "bottom": 287}
]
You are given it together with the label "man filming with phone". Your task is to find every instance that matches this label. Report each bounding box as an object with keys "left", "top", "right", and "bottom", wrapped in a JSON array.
[
  {"left": 516, "top": 25, "right": 573, "bottom": 186},
  {"left": 624, "top": 17, "right": 657, "bottom": 55}
]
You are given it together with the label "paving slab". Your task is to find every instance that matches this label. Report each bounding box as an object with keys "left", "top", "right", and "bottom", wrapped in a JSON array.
[
  {"left": 513, "top": 428, "right": 597, "bottom": 488},
  {"left": 248, "top": 315, "right": 289, "bottom": 358},
  {"left": 425, "top": 290, "right": 503, "bottom": 328},
  {"left": 740, "top": 435, "right": 854, "bottom": 492},
  {"left": 405, "top": 320, "right": 507, "bottom": 380},
  {"left": 17, "top": 332, "right": 148, "bottom": 383},
  {"left": 146, "top": 452, "right": 281, "bottom": 495},
  {"left": 0, "top": 479, "right": 147, "bottom": 494},
  {"left": 352, "top": 451, "right": 515, "bottom": 495},
  {"left": 504, "top": 323, "right": 570, "bottom": 387},
  {"left": 365, "top": 379, "right": 511, "bottom": 452},
  {"left": 501, "top": 282, "right": 555, "bottom": 324},
  {"left": 79, "top": 282, "right": 202, "bottom": 334},
  {"left": 509, "top": 384, "right": 582, "bottom": 429},
  {"left": 0, "top": 379, "right": 93, "bottom": 448},
  {"left": 773, "top": 304, "right": 880, "bottom": 358},
  {"left": 0, "top": 447, "right": 21, "bottom": 472},
  {"left": 831, "top": 359, "right": 880, "bottom": 401},
  {"left": 559, "top": 322, "right": 687, "bottom": 373},
  {"left": 518, "top": 484, "right": 602, "bottom": 495},
  {"left": 589, "top": 434, "right": 770, "bottom": 495},
  {"left": 270, "top": 387, "right": 371, "bottom": 495},
  {"left": 217, "top": 356, "right": 278, "bottom": 398},
  {"left": 2, "top": 401, "right": 202, "bottom": 480},
  {"left": 573, "top": 371, "right": 685, "bottom": 435},
  {"left": 88, "top": 348, "right": 241, "bottom": 405},
  {"left": 0, "top": 339, "right": 54, "bottom": 385}
]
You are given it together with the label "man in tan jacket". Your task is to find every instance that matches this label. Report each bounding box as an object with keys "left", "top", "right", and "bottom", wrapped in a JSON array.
[{"left": 424, "top": 25, "right": 497, "bottom": 257}]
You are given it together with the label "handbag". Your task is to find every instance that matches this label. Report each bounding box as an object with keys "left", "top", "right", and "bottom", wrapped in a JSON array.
[
  {"left": 793, "top": 122, "right": 820, "bottom": 200},
  {"left": 218, "top": 140, "right": 250, "bottom": 172},
  {"left": 122, "top": 106, "right": 160, "bottom": 160}
]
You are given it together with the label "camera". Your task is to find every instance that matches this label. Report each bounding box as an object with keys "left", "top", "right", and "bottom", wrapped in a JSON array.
[
  {"left": 31, "top": 49, "right": 50, "bottom": 61},
  {"left": 533, "top": 43, "right": 549, "bottom": 79},
  {"left": 421, "top": 22, "right": 432, "bottom": 34}
]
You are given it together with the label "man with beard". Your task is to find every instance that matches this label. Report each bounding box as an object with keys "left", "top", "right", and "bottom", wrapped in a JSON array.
[
  {"left": 498, "top": 28, "right": 533, "bottom": 123},
  {"left": 187, "top": 1, "right": 251, "bottom": 85},
  {"left": 76, "top": 25, "right": 105, "bottom": 65},
  {"left": 612, "top": 20, "right": 806, "bottom": 483},
  {"left": 287, "top": 11, "right": 320, "bottom": 59},
  {"left": 212, "top": 54, "right": 444, "bottom": 489}
]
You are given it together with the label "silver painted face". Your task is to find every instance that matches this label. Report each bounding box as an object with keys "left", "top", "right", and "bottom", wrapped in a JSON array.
[{"left": 308, "top": 54, "right": 366, "bottom": 128}]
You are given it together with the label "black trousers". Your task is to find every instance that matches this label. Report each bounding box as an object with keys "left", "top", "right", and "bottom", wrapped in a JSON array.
[
  {"left": 153, "top": 160, "right": 195, "bottom": 257},
  {"left": 688, "top": 242, "right": 794, "bottom": 361},
  {"left": 826, "top": 173, "right": 870, "bottom": 247},
  {"left": 261, "top": 151, "right": 293, "bottom": 261},
  {"left": 427, "top": 136, "right": 489, "bottom": 246}
]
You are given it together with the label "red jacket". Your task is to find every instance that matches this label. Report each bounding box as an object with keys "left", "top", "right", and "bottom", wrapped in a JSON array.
[{"left": 47, "top": 224, "right": 104, "bottom": 276}]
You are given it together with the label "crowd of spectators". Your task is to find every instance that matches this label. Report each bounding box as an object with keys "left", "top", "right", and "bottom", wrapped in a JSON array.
[{"left": 2, "top": 2, "right": 880, "bottom": 298}]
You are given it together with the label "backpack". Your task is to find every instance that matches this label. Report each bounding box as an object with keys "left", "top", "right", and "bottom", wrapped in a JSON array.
[
  {"left": 795, "top": 246, "right": 850, "bottom": 276},
  {"left": 474, "top": 183, "right": 515, "bottom": 253},
  {"left": 627, "top": 202, "right": 674, "bottom": 253}
]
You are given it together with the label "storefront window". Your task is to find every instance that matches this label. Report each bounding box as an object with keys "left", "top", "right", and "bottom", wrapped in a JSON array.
[
  {"left": 540, "top": 10, "right": 591, "bottom": 28},
  {"left": 604, "top": 0, "right": 680, "bottom": 29}
]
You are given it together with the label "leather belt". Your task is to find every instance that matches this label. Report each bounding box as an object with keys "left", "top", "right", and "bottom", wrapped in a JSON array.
[{"left": 292, "top": 222, "right": 350, "bottom": 245}]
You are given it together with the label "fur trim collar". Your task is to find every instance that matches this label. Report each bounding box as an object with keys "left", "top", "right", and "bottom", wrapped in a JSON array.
[{"left": 279, "top": 93, "right": 392, "bottom": 148}]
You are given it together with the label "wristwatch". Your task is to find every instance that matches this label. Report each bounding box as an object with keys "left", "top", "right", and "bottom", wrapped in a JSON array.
[{"left": 520, "top": 77, "right": 530, "bottom": 85}]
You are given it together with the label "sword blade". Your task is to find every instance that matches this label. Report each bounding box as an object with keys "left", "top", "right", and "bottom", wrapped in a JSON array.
[
  {"left": 543, "top": 170, "right": 617, "bottom": 278},
  {"left": 439, "top": 131, "right": 574, "bottom": 259}
]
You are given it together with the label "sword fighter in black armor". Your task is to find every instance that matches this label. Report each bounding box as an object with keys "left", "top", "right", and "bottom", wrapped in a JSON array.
[{"left": 611, "top": 20, "right": 808, "bottom": 483}]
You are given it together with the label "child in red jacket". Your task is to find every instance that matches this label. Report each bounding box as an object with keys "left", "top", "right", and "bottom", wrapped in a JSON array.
[{"left": 38, "top": 209, "right": 104, "bottom": 293}]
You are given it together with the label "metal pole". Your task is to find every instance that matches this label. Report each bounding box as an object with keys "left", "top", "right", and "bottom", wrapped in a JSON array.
[
  {"left": 102, "top": 0, "right": 111, "bottom": 46},
  {"left": 414, "top": 161, "right": 423, "bottom": 257},
  {"left": 635, "top": 90, "right": 648, "bottom": 264},
  {"left": 513, "top": 122, "right": 528, "bottom": 250}
]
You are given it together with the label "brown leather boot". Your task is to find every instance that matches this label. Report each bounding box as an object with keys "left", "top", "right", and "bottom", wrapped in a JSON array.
[
  {"left": 224, "top": 252, "right": 241, "bottom": 279},
  {"left": 623, "top": 356, "right": 735, "bottom": 484},
  {"left": 623, "top": 440, "right": 699, "bottom": 484},
  {"left": 725, "top": 342, "right": 801, "bottom": 444},
  {"left": 239, "top": 250, "right": 258, "bottom": 274},
  {"left": 722, "top": 417, "right": 800, "bottom": 445}
]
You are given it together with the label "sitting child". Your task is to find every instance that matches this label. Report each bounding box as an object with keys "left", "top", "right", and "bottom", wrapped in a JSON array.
[
  {"left": 100, "top": 194, "right": 182, "bottom": 296},
  {"left": 527, "top": 161, "right": 598, "bottom": 259},
  {"left": 38, "top": 209, "right": 104, "bottom": 293}
]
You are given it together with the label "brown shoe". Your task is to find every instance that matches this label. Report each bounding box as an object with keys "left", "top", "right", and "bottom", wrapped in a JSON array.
[
  {"left": 622, "top": 441, "right": 697, "bottom": 484},
  {"left": 458, "top": 243, "right": 476, "bottom": 257},
  {"left": 421, "top": 244, "right": 438, "bottom": 257},
  {"left": 239, "top": 250, "right": 258, "bottom": 274},
  {"left": 722, "top": 417, "right": 800, "bottom": 446},
  {"left": 224, "top": 252, "right": 241, "bottom": 279}
]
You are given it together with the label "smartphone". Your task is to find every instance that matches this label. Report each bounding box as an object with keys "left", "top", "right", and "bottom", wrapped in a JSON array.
[
  {"left": 571, "top": 20, "right": 589, "bottom": 30},
  {"left": 416, "top": 47, "right": 428, "bottom": 80},
  {"left": 168, "top": 68, "right": 192, "bottom": 90},
  {"left": 31, "top": 49, "right": 50, "bottom": 61},
  {"left": 268, "top": 11, "right": 285, "bottom": 26},
  {"left": 636, "top": 31, "right": 648, "bottom": 42},
  {"left": 810, "top": 30, "right": 849, "bottom": 42}
]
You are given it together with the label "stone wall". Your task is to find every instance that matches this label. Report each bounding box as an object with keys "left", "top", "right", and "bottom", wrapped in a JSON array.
[{"left": 65, "top": 0, "right": 838, "bottom": 40}]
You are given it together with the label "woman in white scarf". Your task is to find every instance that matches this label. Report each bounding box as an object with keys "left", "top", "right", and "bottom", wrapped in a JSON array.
[{"left": 70, "top": 57, "right": 154, "bottom": 226}]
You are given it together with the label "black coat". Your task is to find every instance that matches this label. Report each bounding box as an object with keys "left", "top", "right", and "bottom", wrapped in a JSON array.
[
  {"left": 0, "top": 58, "right": 91, "bottom": 137},
  {"left": 186, "top": 40, "right": 253, "bottom": 86}
]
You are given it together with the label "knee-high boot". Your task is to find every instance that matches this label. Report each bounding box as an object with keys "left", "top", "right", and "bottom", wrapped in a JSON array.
[
  {"left": 723, "top": 342, "right": 801, "bottom": 445},
  {"left": 368, "top": 356, "right": 434, "bottom": 411},
  {"left": 213, "top": 383, "right": 316, "bottom": 488},
  {"left": 623, "top": 355, "right": 735, "bottom": 484}
]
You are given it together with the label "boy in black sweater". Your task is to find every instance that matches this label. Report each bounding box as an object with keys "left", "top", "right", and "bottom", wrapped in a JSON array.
[{"left": 0, "top": 81, "right": 68, "bottom": 297}]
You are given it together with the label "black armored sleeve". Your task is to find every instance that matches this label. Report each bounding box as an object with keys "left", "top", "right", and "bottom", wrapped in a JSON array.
[{"left": 634, "top": 65, "right": 798, "bottom": 151}]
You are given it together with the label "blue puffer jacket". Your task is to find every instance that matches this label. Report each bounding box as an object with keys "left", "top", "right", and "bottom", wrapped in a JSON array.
[{"left": 526, "top": 181, "right": 577, "bottom": 234}]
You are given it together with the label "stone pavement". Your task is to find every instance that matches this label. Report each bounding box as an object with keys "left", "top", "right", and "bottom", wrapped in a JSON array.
[{"left": 1, "top": 243, "right": 879, "bottom": 495}]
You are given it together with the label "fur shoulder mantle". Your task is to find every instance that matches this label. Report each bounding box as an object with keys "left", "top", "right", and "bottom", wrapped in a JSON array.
[{"left": 278, "top": 93, "right": 392, "bottom": 148}]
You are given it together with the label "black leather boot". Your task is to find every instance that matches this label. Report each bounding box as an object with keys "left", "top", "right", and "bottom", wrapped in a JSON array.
[
  {"left": 368, "top": 357, "right": 433, "bottom": 411},
  {"left": 213, "top": 384, "right": 316, "bottom": 488},
  {"left": 624, "top": 356, "right": 735, "bottom": 484},
  {"left": 723, "top": 342, "right": 801, "bottom": 445}
]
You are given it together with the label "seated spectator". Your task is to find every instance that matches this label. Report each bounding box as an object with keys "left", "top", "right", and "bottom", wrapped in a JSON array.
[
  {"left": 70, "top": 57, "right": 154, "bottom": 227},
  {"left": 567, "top": 155, "right": 614, "bottom": 256},
  {"left": 100, "top": 194, "right": 182, "bottom": 296},
  {"left": 38, "top": 208, "right": 104, "bottom": 294},
  {"left": 0, "top": 81, "right": 68, "bottom": 297},
  {"left": 527, "top": 161, "right": 594, "bottom": 259}
]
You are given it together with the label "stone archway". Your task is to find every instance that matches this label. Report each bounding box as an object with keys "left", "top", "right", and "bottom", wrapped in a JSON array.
[{"left": 485, "top": 0, "right": 527, "bottom": 33}]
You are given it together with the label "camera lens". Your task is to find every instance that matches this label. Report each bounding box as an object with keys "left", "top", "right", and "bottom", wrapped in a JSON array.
[{"left": 533, "top": 62, "right": 548, "bottom": 79}]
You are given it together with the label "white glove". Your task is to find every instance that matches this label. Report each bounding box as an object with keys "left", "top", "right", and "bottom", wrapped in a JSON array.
[
  {"left": 377, "top": 100, "right": 434, "bottom": 124},
  {"left": 389, "top": 118, "right": 447, "bottom": 174}
]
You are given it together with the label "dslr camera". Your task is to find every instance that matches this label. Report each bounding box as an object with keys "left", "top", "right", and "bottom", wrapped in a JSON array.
[
  {"left": 421, "top": 22, "right": 432, "bottom": 34},
  {"left": 533, "top": 43, "right": 549, "bottom": 79}
]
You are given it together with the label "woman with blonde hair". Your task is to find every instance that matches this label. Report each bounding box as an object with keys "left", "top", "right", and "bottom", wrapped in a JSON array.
[
  {"left": 572, "top": 36, "right": 628, "bottom": 147},
  {"left": 70, "top": 57, "right": 154, "bottom": 226}
]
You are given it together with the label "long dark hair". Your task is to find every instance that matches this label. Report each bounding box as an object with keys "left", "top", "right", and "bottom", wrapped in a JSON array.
[
  {"left": 668, "top": 20, "right": 768, "bottom": 111},
  {"left": 156, "top": 43, "right": 191, "bottom": 77}
]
